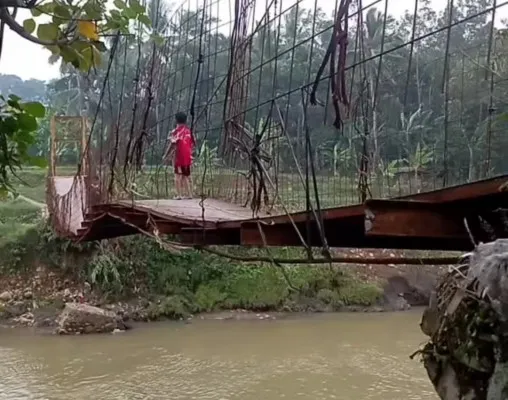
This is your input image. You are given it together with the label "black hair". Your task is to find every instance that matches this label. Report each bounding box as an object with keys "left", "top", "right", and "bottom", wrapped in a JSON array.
[{"left": 175, "top": 112, "right": 187, "bottom": 124}]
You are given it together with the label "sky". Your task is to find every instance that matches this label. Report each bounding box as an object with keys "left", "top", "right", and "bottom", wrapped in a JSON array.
[{"left": 0, "top": 0, "right": 505, "bottom": 82}]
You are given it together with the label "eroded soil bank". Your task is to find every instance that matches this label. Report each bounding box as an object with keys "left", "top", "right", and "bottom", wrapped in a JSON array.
[{"left": 0, "top": 247, "right": 449, "bottom": 334}]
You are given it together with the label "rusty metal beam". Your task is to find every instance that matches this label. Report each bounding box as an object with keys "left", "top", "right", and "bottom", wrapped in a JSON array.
[
  {"left": 364, "top": 199, "right": 468, "bottom": 240},
  {"left": 401, "top": 175, "right": 508, "bottom": 203},
  {"left": 78, "top": 225, "right": 140, "bottom": 241},
  {"left": 238, "top": 220, "right": 471, "bottom": 250},
  {"left": 178, "top": 228, "right": 241, "bottom": 245}
]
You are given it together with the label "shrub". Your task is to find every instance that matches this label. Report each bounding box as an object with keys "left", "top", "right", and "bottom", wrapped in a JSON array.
[
  {"left": 316, "top": 288, "right": 344, "bottom": 310},
  {"left": 147, "top": 295, "right": 191, "bottom": 320},
  {"left": 337, "top": 283, "right": 383, "bottom": 306},
  {"left": 194, "top": 283, "right": 227, "bottom": 312}
]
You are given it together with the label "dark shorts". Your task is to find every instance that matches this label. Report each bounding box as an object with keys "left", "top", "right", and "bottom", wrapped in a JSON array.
[{"left": 174, "top": 165, "right": 191, "bottom": 176}]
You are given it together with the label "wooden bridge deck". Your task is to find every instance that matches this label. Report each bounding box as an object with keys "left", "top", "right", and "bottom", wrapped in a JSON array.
[
  {"left": 51, "top": 174, "right": 508, "bottom": 251},
  {"left": 118, "top": 198, "right": 271, "bottom": 225}
]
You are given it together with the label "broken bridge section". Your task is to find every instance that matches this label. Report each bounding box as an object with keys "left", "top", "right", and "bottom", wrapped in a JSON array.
[{"left": 71, "top": 174, "right": 508, "bottom": 251}]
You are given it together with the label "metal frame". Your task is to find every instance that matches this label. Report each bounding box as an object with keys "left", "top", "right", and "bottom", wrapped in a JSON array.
[{"left": 49, "top": 115, "right": 88, "bottom": 177}]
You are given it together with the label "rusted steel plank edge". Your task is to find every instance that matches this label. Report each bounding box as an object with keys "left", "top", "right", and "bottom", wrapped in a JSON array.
[
  {"left": 238, "top": 222, "right": 472, "bottom": 250},
  {"left": 219, "top": 175, "right": 508, "bottom": 229},
  {"left": 364, "top": 200, "right": 467, "bottom": 239},
  {"left": 397, "top": 174, "right": 508, "bottom": 203}
]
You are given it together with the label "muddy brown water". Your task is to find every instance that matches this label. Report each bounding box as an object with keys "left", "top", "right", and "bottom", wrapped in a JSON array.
[{"left": 0, "top": 311, "right": 437, "bottom": 400}]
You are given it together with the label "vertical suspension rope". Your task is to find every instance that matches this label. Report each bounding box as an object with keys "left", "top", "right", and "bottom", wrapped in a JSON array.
[
  {"left": 485, "top": 0, "right": 497, "bottom": 177},
  {"left": 441, "top": 0, "right": 454, "bottom": 187}
]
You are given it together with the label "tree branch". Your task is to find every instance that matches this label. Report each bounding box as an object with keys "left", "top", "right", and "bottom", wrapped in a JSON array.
[
  {"left": 199, "top": 246, "right": 460, "bottom": 266},
  {"left": 0, "top": 7, "right": 75, "bottom": 46},
  {"left": 0, "top": 0, "right": 36, "bottom": 8}
]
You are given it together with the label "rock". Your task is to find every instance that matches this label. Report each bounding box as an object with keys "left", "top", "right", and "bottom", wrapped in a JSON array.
[
  {"left": 0, "top": 291, "right": 12, "bottom": 302},
  {"left": 14, "top": 313, "right": 34, "bottom": 326},
  {"left": 3, "top": 301, "right": 29, "bottom": 318},
  {"left": 56, "top": 303, "right": 126, "bottom": 335},
  {"left": 23, "top": 290, "right": 33, "bottom": 300},
  {"left": 63, "top": 288, "right": 71, "bottom": 298}
]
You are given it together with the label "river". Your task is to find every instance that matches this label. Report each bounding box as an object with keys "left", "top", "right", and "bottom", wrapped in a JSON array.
[{"left": 0, "top": 310, "right": 437, "bottom": 400}]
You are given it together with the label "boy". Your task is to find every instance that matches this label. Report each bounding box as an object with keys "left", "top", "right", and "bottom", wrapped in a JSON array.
[{"left": 163, "top": 112, "right": 195, "bottom": 199}]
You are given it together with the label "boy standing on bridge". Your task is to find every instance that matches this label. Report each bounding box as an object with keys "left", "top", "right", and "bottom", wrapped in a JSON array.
[{"left": 163, "top": 112, "right": 195, "bottom": 199}]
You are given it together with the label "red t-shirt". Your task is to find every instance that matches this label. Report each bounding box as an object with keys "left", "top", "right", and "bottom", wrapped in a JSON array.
[{"left": 171, "top": 125, "right": 194, "bottom": 167}]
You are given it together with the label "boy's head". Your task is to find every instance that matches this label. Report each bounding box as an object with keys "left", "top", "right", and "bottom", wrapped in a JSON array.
[{"left": 175, "top": 112, "right": 187, "bottom": 125}]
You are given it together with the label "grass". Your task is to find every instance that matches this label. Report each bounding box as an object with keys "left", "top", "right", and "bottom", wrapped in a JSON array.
[{"left": 0, "top": 197, "right": 42, "bottom": 224}]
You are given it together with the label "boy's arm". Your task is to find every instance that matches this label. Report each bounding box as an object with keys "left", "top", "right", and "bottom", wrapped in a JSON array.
[{"left": 162, "top": 132, "right": 178, "bottom": 160}]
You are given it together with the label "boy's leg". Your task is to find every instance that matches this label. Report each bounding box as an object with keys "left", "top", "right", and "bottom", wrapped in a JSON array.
[
  {"left": 183, "top": 176, "right": 193, "bottom": 199},
  {"left": 174, "top": 167, "right": 182, "bottom": 199},
  {"left": 183, "top": 166, "right": 193, "bottom": 199}
]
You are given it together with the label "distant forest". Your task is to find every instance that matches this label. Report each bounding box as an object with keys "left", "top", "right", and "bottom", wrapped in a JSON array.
[{"left": 0, "top": 74, "right": 47, "bottom": 102}]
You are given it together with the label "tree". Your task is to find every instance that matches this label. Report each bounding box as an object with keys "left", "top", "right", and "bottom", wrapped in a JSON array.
[{"left": 0, "top": 0, "right": 150, "bottom": 193}]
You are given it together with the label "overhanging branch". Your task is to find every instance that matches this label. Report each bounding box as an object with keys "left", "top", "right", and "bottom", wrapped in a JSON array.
[
  {"left": 0, "top": 7, "right": 75, "bottom": 46},
  {"left": 199, "top": 246, "right": 460, "bottom": 266},
  {"left": 0, "top": 0, "right": 37, "bottom": 7}
]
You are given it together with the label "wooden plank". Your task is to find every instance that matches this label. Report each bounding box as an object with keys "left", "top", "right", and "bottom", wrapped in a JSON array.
[{"left": 118, "top": 198, "right": 265, "bottom": 226}]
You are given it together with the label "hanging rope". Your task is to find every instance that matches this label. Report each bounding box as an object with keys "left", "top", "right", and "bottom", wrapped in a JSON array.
[
  {"left": 189, "top": 0, "right": 207, "bottom": 138},
  {"left": 310, "top": 0, "right": 352, "bottom": 130}
]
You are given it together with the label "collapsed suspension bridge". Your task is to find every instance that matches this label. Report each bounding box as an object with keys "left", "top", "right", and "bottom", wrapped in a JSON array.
[{"left": 46, "top": 0, "right": 508, "bottom": 256}]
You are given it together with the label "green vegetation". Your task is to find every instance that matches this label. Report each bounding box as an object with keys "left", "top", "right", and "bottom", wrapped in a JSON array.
[
  {"left": 0, "top": 189, "right": 383, "bottom": 319},
  {"left": 0, "top": 0, "right": 151, "bottom": 193}
]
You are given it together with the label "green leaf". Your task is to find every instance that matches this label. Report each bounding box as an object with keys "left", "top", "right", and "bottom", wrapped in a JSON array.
[
  {"left": 114, "top": 0, "right": 126, "bottom": 9},
  {"left": 53, "top": 4, "right": 72, "bottom": 19},
  {"left": 37, "top": 23, "right": 59, "bottom": 41},
  {"left": 17, "top": 114, "right": 38, "bottom": 132},
  {"left": 21, "top": 102, "right": 46, "bottom": 118},
  {"left": 23, "top": 18, "right": 36, "bottom": 34},
  {"left": 128, "top": 0, "right": 145, "bottom": 14},
  {"left": 138, "top": 14, "right": 152, "bottom": 27},
  {"left": 122, "top": 7, "right": 137, "bottom": 19},
  {"left": 59, "top": 45, "right": 79, "bottom": 65},
  {"left": 47, "top": 45, "right": 60, "bottom": 55},
  {"left": 37, "top": 3, "right": 55, "bottom": 14},
  {"left": 78, "top": 43, "right": 102, "bottom": 69},
  {"left": 30, "top": 8, "right": 42, "bottom": 17},
  {"left": 8, "top": 94, "right": 21, "bottom": 103},
  {"left": 83, "top": 2, "right": 104, "bottom": 20}
]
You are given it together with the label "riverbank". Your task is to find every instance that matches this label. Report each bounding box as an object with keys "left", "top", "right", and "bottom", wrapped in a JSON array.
[
  {"left": 0, "top": 218, "right": 452, "bottom": 333},
  {"left": 0, "top": 185, "right": 455, "bottom": 334}
]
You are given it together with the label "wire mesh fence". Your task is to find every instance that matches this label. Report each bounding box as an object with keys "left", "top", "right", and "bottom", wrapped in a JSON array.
[{"left": 77, "top": 0, "right": 508, "bottom": 214}]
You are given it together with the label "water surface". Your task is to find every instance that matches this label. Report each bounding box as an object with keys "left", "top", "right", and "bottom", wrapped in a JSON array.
[{"left": 0, "top": 311, "right": 437, "bottom": 399}]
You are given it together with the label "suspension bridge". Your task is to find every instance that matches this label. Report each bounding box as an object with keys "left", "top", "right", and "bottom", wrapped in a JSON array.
[{"left": 46, "top": 0, "right": 508, "bottom": 252}]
